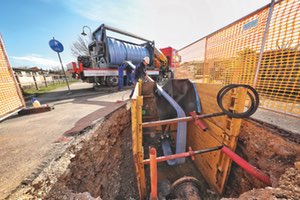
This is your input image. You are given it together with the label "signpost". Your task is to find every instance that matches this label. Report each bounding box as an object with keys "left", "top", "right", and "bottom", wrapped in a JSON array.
[{"left": 49, "top": 37, "right": 71, "bottom": 94}]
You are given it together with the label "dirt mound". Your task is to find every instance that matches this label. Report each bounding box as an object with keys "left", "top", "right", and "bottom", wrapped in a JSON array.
[
  {"left": 222, "top": 167, "right": 300, "bottom": 200},
  {"left": 46, "top": 107, "right": 138, "bottom": 199},
  {"left": 224, "top": 119, "right": 300, "bottom": 197}
]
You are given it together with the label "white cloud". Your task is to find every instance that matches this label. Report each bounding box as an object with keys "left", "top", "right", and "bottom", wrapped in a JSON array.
[
  {"left": 64, "top": 0, "right": 271, "bottom": 49},
  {"left": 64, "top": 0, "right": 141, "bottom": 26},
  {"left": 11, "top": 54, "right": 61, "bottom": 69}
]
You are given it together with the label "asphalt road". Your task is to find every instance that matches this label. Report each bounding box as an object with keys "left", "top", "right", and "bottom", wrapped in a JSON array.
[{"left": 0, "top": 82, "right": 131, "bottom": 199}]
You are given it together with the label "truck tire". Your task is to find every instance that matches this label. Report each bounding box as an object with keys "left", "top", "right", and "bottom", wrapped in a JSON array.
[
  {"left": 106, "top": 76, "right": 118, "bottom": 87},
  {"left": 99, "top": 77, "right": 106, "bottom": 86}
]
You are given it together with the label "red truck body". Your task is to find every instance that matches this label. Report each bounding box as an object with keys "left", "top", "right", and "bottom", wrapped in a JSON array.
[{"left": 160, "top": 47, "right": 181, "bottom": 68}]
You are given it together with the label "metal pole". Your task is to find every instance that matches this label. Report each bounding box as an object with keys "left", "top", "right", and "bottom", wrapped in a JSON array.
[
  {"left": 143, "top": 146, "right": 223, "bottom": 164},
  {"left": 150, "top": 148, "right": 158, "bottom": 200},
  {"left": 57, "top": 52, "right": 71, "bottom": 93},
  {"left": 253, "top": 0, "right": 275, "bottom": 88},
  {"left": 103, "top": 24, "right": 152, "bottom": 42},
  {"left": 142, "top": 112, "right": 225, "bottom": 128},
  {"left": 82, "top": 25, "right": 98, "bottom": 86}
]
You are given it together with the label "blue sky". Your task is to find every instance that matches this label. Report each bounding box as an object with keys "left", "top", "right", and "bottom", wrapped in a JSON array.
[{"left": 0, "top": 0, "right": 271, "bottom": 69}]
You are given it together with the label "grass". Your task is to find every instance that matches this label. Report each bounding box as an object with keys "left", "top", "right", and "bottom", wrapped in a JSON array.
[{"left": 23, "top": 80, "right": 78, "bottom": 96}]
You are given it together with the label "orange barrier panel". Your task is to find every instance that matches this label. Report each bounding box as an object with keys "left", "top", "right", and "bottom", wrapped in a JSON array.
[
  {"left": 177, "top": 0, "right": 300, "bottom": 117},
  {"left": 0, "top": 35, "right": 25, "bottom": 120},
  {"left": 186, "top": 83, "right": 247, "bottom": 194}
]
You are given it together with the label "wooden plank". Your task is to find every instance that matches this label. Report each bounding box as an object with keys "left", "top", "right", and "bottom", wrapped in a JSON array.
[
  {"left": 187, "top": 83, "right": 247, "bottom": 194},
  {"left": 131, "top": 91, "right": 146, "bottom": 199},
  {"left": 196, "top": 84, "right": 231, "bottom": 129},
  {"left": 187, "top": 122, "right": 222, "bottom": 191}
]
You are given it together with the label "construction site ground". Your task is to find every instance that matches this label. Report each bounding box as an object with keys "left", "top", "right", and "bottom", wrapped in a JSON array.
[{"left": 0, "top": 82, "right": 131, "bottom": 199}]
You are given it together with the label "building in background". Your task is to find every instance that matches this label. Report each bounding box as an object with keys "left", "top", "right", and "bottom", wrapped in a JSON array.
[{"left": 13, "top": 66, "right": 71, "bottom": 90}]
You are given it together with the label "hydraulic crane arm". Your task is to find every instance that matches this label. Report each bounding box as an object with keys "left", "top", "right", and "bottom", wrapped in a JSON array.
[{"left": 153, "top": 46, "right": 168, "bottom": 70}]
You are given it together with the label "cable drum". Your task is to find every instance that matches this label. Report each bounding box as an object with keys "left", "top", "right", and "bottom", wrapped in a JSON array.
[
  {"left": 217, "top": 84, "right": 259, "bottom": 118},
  {"left": 107, "top": 38, "right": 150, "bottom": 65}
]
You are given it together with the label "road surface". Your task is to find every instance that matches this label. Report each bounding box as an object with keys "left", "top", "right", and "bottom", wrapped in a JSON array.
[{"left": 0, "top": 82, "right": 131, "bottom": 199}]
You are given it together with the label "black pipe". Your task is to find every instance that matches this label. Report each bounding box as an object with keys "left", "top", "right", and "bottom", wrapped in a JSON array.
[{"left": 93, "top": 24, "right": 152, "bottom": 43}]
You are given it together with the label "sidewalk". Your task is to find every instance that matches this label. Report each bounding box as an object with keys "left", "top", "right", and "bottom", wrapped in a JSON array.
[{"left": 0, "top": 82, "right": 131, "bottom": 199}]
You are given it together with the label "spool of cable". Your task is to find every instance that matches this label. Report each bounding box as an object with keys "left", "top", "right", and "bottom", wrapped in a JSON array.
[{"left": 217, "top": 84, "right": 259, "bottom": 118}]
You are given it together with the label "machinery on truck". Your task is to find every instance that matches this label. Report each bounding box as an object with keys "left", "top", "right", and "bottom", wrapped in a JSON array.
[{"left": 68, "top": 24, "right": 180, "bottom": 86}]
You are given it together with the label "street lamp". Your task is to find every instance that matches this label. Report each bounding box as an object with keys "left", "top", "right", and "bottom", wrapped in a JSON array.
[
  {"left": 81, "top": 25, "right": 93, "bottom": 57},
  {"left": 81, "top": 25, "right": 92, "bottom": 37},
  {"left": 81, "top": 25, "right": 99, "bottom": 58},
  {"left": 81, "top": 25, "right": 98, "bottom": 85}
]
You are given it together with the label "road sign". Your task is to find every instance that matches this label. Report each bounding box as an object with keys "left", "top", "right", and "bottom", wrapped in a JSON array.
[
  {"left": 49, "top": 38, "right": 64, "bottom": 53},
  {"left": 48, "top": 37, "right": 70, "bottom": 93}
]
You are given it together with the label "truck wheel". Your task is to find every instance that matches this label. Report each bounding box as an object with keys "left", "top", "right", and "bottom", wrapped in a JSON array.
[
  {"left": 169, "top": 70, "right": 174, "bottom": 79},
  {"left": 99, "top": 77, "right": 106, "bottom": 86},
  {"left": 106, "top": 76, "right": 118, "bottom": 87}
]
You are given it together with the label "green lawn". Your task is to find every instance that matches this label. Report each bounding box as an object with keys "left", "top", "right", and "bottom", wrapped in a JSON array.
[{"left": 23, "top": 80, "right": 78, "bottom": 96}]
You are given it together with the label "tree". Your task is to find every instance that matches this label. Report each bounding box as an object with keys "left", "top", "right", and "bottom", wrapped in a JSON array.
[
  {"left": 70, "top": 36, "right": 90, "bottom": 57},
  {"left": 50, "top": 66, "right": 63, "bottom": 75}
]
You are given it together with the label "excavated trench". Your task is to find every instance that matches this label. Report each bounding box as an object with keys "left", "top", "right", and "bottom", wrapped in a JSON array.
[
  {"left": 18, "top": 104, "right": 299, "bottom": 199},
  {"left": 224, "top": 119, "right": 300, "bottom": 199},
  {"left": 45, "top": 106, "right": 139, "bottom": 200}
]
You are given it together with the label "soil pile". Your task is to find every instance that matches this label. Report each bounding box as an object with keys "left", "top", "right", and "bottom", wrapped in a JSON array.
[
  {"left": 222, "top": 167, "right": 300, "bottom": 200},
  {"left": 224, "top": 119, "right": 300, "bottom": 197}
]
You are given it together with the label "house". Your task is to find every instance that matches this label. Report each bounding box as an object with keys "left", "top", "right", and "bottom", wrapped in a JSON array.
[{"left": 13, "top": 67, "right": 49, "bottom": 77}]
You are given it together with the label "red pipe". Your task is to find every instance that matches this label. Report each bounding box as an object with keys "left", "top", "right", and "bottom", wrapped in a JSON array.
[
  {"left": 150, "top": 148, "right": 158, "bottom": 200},
  {"left": 221, "top": 146, "right": 272, "bottom": 186},
  {"left": 143, "top": 146, "right": 222, "bottom": 165},
  {"left": 144, "top": 150, "right": 193, "bottom": 165},
  {"left": 190, "top": 111, "right": 208, "bottom": 131}
]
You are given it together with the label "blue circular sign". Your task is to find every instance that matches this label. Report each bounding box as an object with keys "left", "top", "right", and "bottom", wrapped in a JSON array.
[{"left": 49, "top": 39, "right": 64, "bottom": 53}]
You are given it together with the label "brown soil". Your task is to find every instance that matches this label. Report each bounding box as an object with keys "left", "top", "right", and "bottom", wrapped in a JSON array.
[
  {"left": 45, "top": 107, "right": 138, "bottom": 199},
  {"left": 224, "top": 119, "right": 300, "bottom": 197},
  {"left": 222, "top": 167, "right": 300, "bottom": 200}
]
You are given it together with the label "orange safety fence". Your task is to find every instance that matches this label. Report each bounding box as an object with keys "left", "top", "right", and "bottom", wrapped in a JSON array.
[
  {"left": 177, "top": 0, "right": 300, "bottom": 117},
  {"left": 0, "top": 35, "right": 25, "bottom": 120}
]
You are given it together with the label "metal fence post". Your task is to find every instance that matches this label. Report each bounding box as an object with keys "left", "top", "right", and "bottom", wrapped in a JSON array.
[
  {"left": 33, "top": 76, "right": 39, "bottom": 90},
  {"left": 253, "top": 0, "right": 275, "bottom": 88},
  {"left": 43, "top": 75, "right": 48, "bottom": 87},
  {"left": 15, "top": 74, "right": 24, "bottom": 94},
  {"left": 203, "top": 37, "right": 208, "bottom": 83}
]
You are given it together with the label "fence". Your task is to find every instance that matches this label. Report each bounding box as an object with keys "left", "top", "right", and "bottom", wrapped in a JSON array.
[
  {"left": 176, "top": 0, "right": 299, "bottom": 117},
  {"left": 15, "top": 74, "right": 72, "bottom": 90},
  {"left": 0, "top": 35, "right": 25, "bottom": 120}
]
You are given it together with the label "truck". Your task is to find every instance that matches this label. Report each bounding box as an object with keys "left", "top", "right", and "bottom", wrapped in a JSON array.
[{"left": 67, "top": 24, "right": 180, "bottom": 86}]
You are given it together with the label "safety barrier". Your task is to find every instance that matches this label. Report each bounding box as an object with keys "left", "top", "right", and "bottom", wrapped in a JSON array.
[
  {"left": 0, "top": 35, "right": 25, "bottom": 120},
  {"left": 177, "top": 0, "right": 300, "bottom": 117}
]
